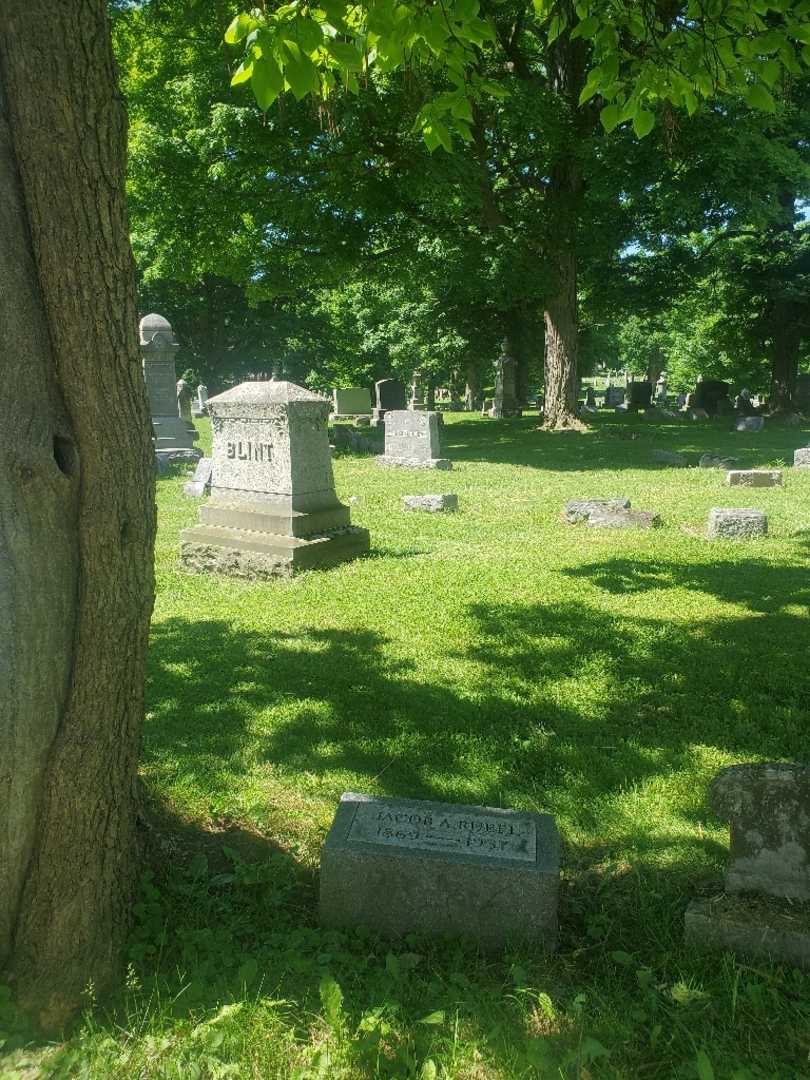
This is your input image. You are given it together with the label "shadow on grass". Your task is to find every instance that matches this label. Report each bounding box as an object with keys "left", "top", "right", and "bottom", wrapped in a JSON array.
[{"left": 442, "top": 415, "right": 810, "bottom": 472}]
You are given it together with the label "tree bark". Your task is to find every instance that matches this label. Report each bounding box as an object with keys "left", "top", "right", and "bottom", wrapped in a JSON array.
[
  {"left": 542, "top": 3, "right": 586, "bottom": 430},
  {"left": 769, "top": 190, "right": 801, "bottom": 413},
  {"left": 0, "top": 0, "right": 155, "bottom": 1029}
]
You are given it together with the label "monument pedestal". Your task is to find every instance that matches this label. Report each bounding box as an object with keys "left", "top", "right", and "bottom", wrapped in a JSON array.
[{"left": 376, "top": 454, "right": 451, "bottom": 470}]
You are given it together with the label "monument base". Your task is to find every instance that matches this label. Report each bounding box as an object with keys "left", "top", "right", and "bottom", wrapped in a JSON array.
[
  {"left": 180, "top": 522, "right": 370, "bottom": 579},
  {"left": 376, "top": 455, "right": 452, "bottom": 470},
  {"left": 685, "top": 896, "right": 810, "bottom": 971}
]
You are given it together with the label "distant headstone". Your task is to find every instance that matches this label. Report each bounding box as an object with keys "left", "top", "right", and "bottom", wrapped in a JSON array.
[
  {"left": 177, "top": 379, "right": 195, "bottom": 433},
  {"left": 735, "top": 416, "right": 765, "bottom": 433},
  {"left": 734, "top": 388, "right": 754, "bottom": 415},
  {"left": 627, "top": 381, "right": 653, "bottom": 411},
  {"left": 726, "top": 470, "right": 783, "bottom": 488},
  {"left": 564, "top": 498, "right": 631, "bottom": 524},
  {"left": 183, "top": 457, "right": 213, "bottom": 498},
  {"left": 320, "top": 793, "right": 560, "bottom": 950},
  {"left": 688, "top": 407, "right": 710, "bottom": 421},
  {"left": 794, "top": 448, "right": 810, "bottom": 468},
  {"left": 140, "top": 313, "right": 197, "bottom": 451},
  {"left": 707, "top": 508, "right": 768, "bottom": 540},
  {"left": 604, "top": 386, "right": 625, "bottom": 408},
  {"left": 377, "top": 410, "right": 451, "bottom": 470},
  {"left": 795, "top": 374, "right": 810, "bottom": 411},
  {"left": 481, "top": 398, "right": 494, "bottom": 417},
  {"left": 584, "top": 386, "right": 597, "bottom": 408},
  {"left": 372, "top": 378, "right": 407, "bottom": 427},
  {"left": 685, "top": 764, "right": 810, "bottom": 970},
  {"left": 193, "top": 383, "right": 209, "bottom": 417},
  {"left": 655, "top": 373, "right": 668, "bottom": 404},
  {"left": 694, "top": 378, "right": 731, "bottom": 416},
  {"left": 409, "top": 370, "right": 427, "bottom": 411},
  {"left": 492, "top": 340, "right": 521, "bottom": 418},
  {"left": 402, "top": 494, "right": 458, "bottom": 512},
  {"left": 181, "top": 381, "right": 370, "bottom": 577},
  {"left": 333, "top": 387, "right": 372, "bottom": 417}
]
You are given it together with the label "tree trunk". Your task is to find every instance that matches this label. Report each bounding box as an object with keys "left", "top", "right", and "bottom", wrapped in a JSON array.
[
  {"left": 769, "top": 190, "right": 801, "bottom": 413},
  {"left": 0, "top": 1, "right": 155, "bottom": 1029},
  {"left": 542, "top": 2, "right": 586, "bottom": 430}
]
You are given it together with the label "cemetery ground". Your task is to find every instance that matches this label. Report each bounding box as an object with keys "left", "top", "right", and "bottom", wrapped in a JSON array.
[{"left": 3, "top": 413, "right": 810, "bottom": 1079}]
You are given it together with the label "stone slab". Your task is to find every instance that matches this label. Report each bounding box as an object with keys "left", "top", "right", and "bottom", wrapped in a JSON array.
[
  {"left": 402, "top": 494, "right": 458, "bottom": 512},
  {"left": 726, "top": 470, "right": 783, "bottom": 488},
  {"left": 685, "top": 898, "right": 810, "bottom": 970},
  {"left": 700, "top": 453, "right": 739, "bottom": 469},
  {"left": 333, "top": 387, "right": 372, "bottom": 415},
  {"left": 707, "top": 508, "right": 767, "bottom": 540},
  {"left": 736, "top": 416, "right": 765, "bottom": 432},
  {"left": 586, "top": 509, "right": 660, "bottom": 529},
  {"left": 564, "top": 498, "right": 631, "bottom": 524},
  {"left": 183, "top": 457, "right": 213, "bottom": 498},
  {"left": 155, "top": 447, "right": 202, "bottom": 474},
  {"left": 320, "top": 793, "right": 559, "bottom": 950},
  {"left": 651, "top": 449, "right": 688, "bottom": 467},
  {"left": 794, "top": 448, "right": 810, "bottom": 469},
  {"left": 199, "top": 500, "right": 351, "bottom": 538},
  {"left": 180, "top": 523, "right": 370, "bottom": 578}
]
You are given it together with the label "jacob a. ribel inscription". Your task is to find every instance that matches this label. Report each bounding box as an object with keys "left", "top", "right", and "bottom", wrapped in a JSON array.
[
  {"left": 347, "top": 802, "right": 537, "bottom": 862},
  {"left": 320, "top": 793, "right": 559, "bottom": 949}
]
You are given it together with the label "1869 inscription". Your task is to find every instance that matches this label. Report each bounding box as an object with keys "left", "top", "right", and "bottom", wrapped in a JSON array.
[{"left": 347, "top": 801, "right": 537, "bottom": 862}]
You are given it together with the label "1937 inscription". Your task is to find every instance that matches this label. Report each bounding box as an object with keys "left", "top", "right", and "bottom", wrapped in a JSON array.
[
  {"left": 226, "top": 440, "right": 273, "bottom": 462},
  {"left": 347, "top": 803, "right": 536, "bottom": 863}
]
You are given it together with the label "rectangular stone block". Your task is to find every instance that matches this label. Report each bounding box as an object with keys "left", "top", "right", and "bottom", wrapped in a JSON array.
[
  {"left": 333, "top": 387, "right": 372, "bottom": 415},
  {"left": 320, "top": 793, "right": 559, "bottom": 950},
  {"left": 794, "top": 448, "right": 810, "bottom": 469},
  {"left": 401, "top": 494, "right": 458, "bottom": 512},
  {"left": 707, "top": 508, "right": 767, "bottom": 539},
  {"left": 685, "top": 898, "right": 810, "bottom": 971},
  {"left": 586, "top": 509, "right": 660, "bottom": 529},
  {"left": 564, "top": 498, "right": 631, "bottom": 524},
  {"left": 726, "top": 470, "right": 783, "bottom": 487}
]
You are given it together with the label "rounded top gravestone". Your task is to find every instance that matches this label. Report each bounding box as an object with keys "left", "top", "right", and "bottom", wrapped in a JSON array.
[{"left": 139, "top": 312, "right": 176, "bottom": 348}]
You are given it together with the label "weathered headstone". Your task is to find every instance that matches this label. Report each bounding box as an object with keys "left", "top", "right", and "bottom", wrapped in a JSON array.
[
  {"left": 685, "top": 764, "right": 810, "bottom": 970},
  {"left": 604, "top": 386, "right": 625, "bottom": 408},
  {"left": 402, "top": 494, "right": 458, "bottom": 512},
  {"left": 481, "top": 398, "right": 494, "bottom": 417},
  {"left": 409, "top": 370, "right": 427, "bottom": 411},
  {"left": 735, "top": 416, "right": 765, "bottom": 433},
  {"left": 655, "top": 373, "right": 668, "bottom": 405},
  {"left": 372, "top": 378, "right": 407, "bottom": 427},
  {"left": 726, "top": 470, "right": 783, "bottom": 488},
  {"left": 139, "top": 313, "right": 197, "bottom": 453},
  {"left": 177, "top": 379, "right": 196, "bottom": 434},
  {"left": 707, "top": 508, "right": 768, "bottom": 540},
  {"left": 627, "top": 381, "right": 653, "bottom": 411},
  {"left": 564, "top": 498, "right": 631, "bottom": 524},
  {"left": 333, "top": 387, "right": 372, "bottom": 417},
  {"left": 699, "top": 453, "right": 739, "bottom": 470},
  {"left": 584, "top": 385, "right": 597, "bottom": 408},
  {"left": 492, "top": 341, "right": 521, "bottom": 418},
  {"left": 377, "top": 410, "right": 451, "bottom": 470},
  {"left": 320, "top": 793, "right": 560, "bottom": 950},
  {"left": 694, "top": 378, "right": 731, "bottom": 416},
  {"left": 181, "top": 381, "right": 370, "bottom": 577},
  {"left": 794, "top": 447, "right": 810, "bottom": 468},
  {"left": 193, "top": 383, "right": 209, "bottom": 417},
  {"left": 183, "top": 457, "right": 213, "bottom": 498}
]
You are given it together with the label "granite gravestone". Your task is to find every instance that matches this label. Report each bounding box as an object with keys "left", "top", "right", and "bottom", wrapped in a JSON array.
[
  {"left": 707, "top": 508, "right": 768, "bottom": 540},
  {"left": 492, "top": 342, "right": 521, "bottom": 418},
  {"left": 181, "top": 381, "right": 369, "bottom": 577},
  {"left": 795, "top": 448, "right": 810, "bottom": 468},
  {"left": 409, "top": 371, "right": 427, "bottom": 411},
  {"left": 685, "top": 764, "right": 810, "bottom": 969},
  {"left": 372, "top": 378, "right": 407, "bottom": 427},
  {"left": 694, "top": 378, "right": 731, "bottom": 416},
  {"left": 333, "top": 387, "right": 372, "bottom": 417},
  {"left": 177, "top": 379, "right": 196, "bottom": 434},
  {"left": 604, "top": 386, "right": 625, "bottom": 408},
  {"left": 140, "top": 313, "right": 197, "bottom": 453},
  {"left": 627, "top": 381, "right": 653, "bottom": 411},
  {"left": 377, "top": 410, "right": 451, "bottom": 470},
  {"left": 320, "top": 793, "right": 560, "bottom": 950},
  {"left": 193, "top": 383, "right": 209, "bottom": 417},
  {"left": 726, "top": 470, "right": 783, "bottom": 488}
]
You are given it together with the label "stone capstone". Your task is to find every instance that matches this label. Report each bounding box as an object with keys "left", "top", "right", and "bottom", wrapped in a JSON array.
[
  {"left": 402, "top": 494, "right": 458, "bottom": 513},
  {"left": 707, "top": 508, "right": 768, "bottom": 540},
  {"left": 319, "top": 793, "right": 560, "bottom": 950}
]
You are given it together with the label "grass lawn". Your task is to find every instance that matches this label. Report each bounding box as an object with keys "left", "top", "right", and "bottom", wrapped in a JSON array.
[{"left": 3, "top": 412, "right": 810, "bottom": 1078}]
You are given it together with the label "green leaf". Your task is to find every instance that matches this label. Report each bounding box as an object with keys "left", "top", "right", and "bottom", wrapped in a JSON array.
[
  {"left": 319, "top": 975, "right": 344, "bottom": 1028},
  {"left": 600, "top": 103, "right": 621, "bottom": 132},
  {"left": 417, "top": 1010, "right": 445, "bottom": 1025},
  {"left": 745, "top": 82, "right": 776, "bottom": 112},
  {"left": 252, "top": 55, "right": 284, "bottom": 109},
  {"left": 281, "top": 41, "right": 321, "bottom": 98},
  {"left": 224, "top": 12, "right": 254, "bottom": 45},
  {"left": 696, "top": 1049, "right": 715, "bottom": 1080},
  {"left": 326, "top": 39, "right": 364, "bottom": 70},
  {"left": 571, "top": 15, "right": 599, "bottom": 40},
  {"left": 230, "top": 60, "right": 254, "bottom": 86},
  {"left": 632, "top": 106, "right": 655, "bottom": 137},
  {"left": 293, "top": 16, "right": 324, "bottom": 53}
]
